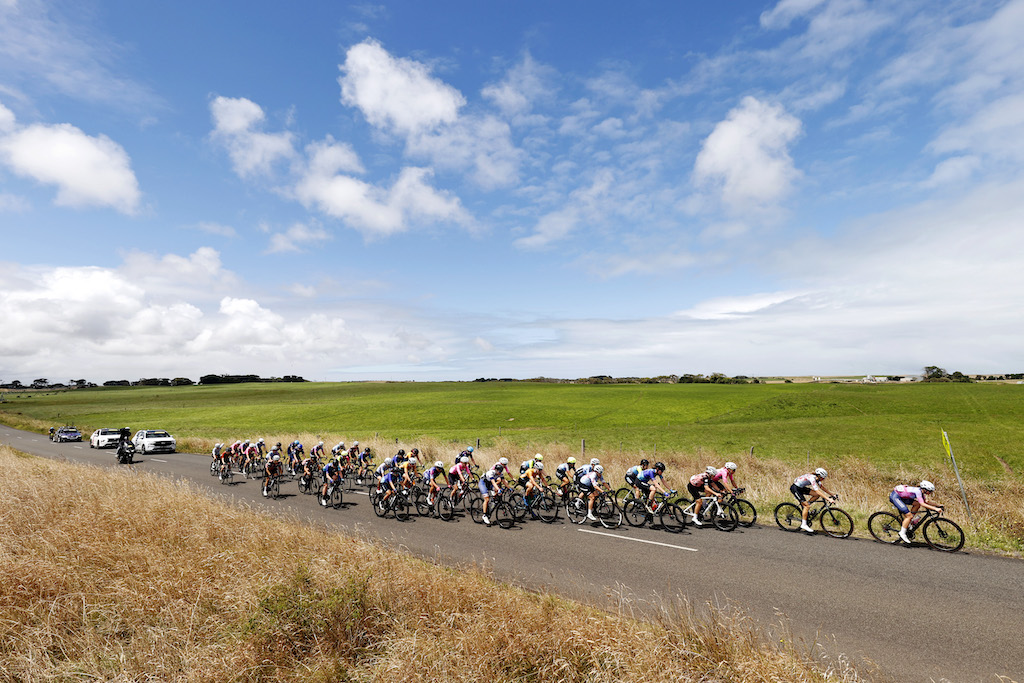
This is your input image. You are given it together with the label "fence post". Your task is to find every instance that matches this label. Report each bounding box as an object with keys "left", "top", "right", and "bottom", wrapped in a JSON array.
[{"left": 581, "top": 439, "right": 585, "bottom": 456}]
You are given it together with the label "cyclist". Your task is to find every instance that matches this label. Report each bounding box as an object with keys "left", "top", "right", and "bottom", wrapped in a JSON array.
[
  {"left": 713, "top": 461, "right": 739, "bottom": 491},
  {"left": 255, "top": 438, "right": 266, "bottom": 457},
  {"left": 262, "top": 454, "right": 283, "bottom": 497},
  {"left": 399, "top": 455, "right": 418, "bottom": 487},
  {"left": 373, "top": 456, "right": 395, "bottom": 488},
  {"left": 479, "top": 465, "right": 508, "bottom": 526},
  {"left": 378, "top": 468, "right": 402, "bottom": 510},
  {"left": 300, "top": 449, "right": 320, "bottom": 489},
  {"left": 519, "top": 453, "right": 543, "bottom": 475},
  {"left": 393, "top": 449, "right": 408, "bottom": 468},
  {"left": 487, "top": 457, "right": 514, "bottom": 485},
  {"left": 348, "top": 441, "right": 360, "bottom": 461},
  {"left": 331, "top": 441, "right": 346, "bottom": 459},
  {"left": 311, "top": 440, "right": 326, "bottom": 460},
  {"left": 637, "top": 461, "right": 671, "bottom": 511},
  {"left": 520, "top": 460, "right": 546, "bottom": 510},
  {"left": 448, "top": 455, "right": 473, "bottom": 500},
  {"left": 791, "top": 467, "right": 837, "bottom": 533},
  {"left": 241, "top": 440, "right": 260, "bottom": 473},
  {"left": 319, "top": 457, "right": 342, "bottom": 505},
  {"left": 687, "top": 466, "right": 729, "bottom": 526},
  {"left": 891, "top": 480, "right": 943, "bottom": 544},
  {"left": 460, "top": 446, "right": 478, "bottom": 468},
  {"left": 574, "top": 458, "right": 601, "bottom": 487},
  {"left": 624, "top": 458, "right": 651, "bottom": 498},
  {"left": 287, "top": 440, "right": 304, "bottom": 475},
  {"left": 211, "top": 442, "right": 223, "bottom": 461},
  {"left": 554, "top": 457, "right": 577, "bottom": 497},
  {"left": 217, "top": 442, "right": 234, "bottom": 477},
  {"left": 356, "top": 447, "right": 373, "bottom": 483},
  {"left": 579, "top": 464, "right": 611, "bottom": 521},
  {"left": 424, "top": 460, "right": 450, "bottom": 505}
]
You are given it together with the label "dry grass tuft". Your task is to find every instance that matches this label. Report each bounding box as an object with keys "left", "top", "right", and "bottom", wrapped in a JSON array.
[{"left": 0, "top": 446, "right": 869, "bottom": 682}]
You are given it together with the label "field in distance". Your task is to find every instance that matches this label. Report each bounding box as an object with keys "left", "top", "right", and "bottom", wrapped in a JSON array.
[{"left": 3, "top": 380, "right": 1022, "bottom": 479}]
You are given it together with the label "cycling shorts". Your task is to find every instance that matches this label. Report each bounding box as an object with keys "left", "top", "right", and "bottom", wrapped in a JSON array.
[
  {"left": 687, "top": 482, "right": 707, "bottom": 501},
  {"left": 478, "top": 478, "right": 494, "bottom": 496},
  {"left": 890, "top": 491, "right": 915, "bottom": 515},
  {"left": 790, "top": 483, "right": 812, "bottom": 502},
  {"left": 625, "top": 473, "right": 640, "bottom": 488}
]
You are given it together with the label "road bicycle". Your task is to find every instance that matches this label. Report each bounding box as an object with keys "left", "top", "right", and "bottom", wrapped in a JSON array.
[
  {"left": 509, "top": 486, "right": 559, "bottom": 523},
  {"left": 297, "top": 468, "right": 323, "bottom": 495},
  {"left": 565, "top": 490, "right": 622, "bottom": 529},
  {"left": 370, "top": 486, "right": 411, "bottom": 521},
  {"left": 774, "top": 497, "right": 853, "bottom": 538},
  {"left": 317, "top": 479, "right": 344, "bottom": 509},
  {"left": 868, "top": 507, "right": 965, "bottom": 552},
  {"left": 468, "top": 487, "right": 516, "bottom": 528},
  {"left": 724, "top": 488, "right": 757, "bottom": 527},
  {"left": 262, "top": 475, "right": 281, "bottom": 500},
  {"left": 680, "top": 493, "right": 739, "bottom": 531},
  {"left": 621, "top": 489, "right": 687, "bottom": 532},
  {"left": 218, "top": 466, "right": 234, "bottom": 485}
]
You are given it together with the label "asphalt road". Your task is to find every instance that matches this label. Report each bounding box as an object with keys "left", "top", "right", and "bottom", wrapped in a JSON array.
[{"left": 3, "top": 423, "right": 1022, "bottom": 683}]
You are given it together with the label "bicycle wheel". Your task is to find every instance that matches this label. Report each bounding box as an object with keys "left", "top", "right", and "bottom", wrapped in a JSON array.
[
  {"left": 818, "top": 507, "right": 853, "bottom": 538},
  {"left": 565, "top": 496, "right": 588, "bottom": 525},
  {"left": 468, "top": 497, "right": 485, "bottom": 524},
  {"left": 923, "top": 516, "right": 965, "bottom": 552},
  {"left": 596, "top": 496, "right": 622, "bottom": 529},
  {"left": 712, "top": 503, "right": 739, "bottom": 531},
  {"left": 297, "top": 475, "right": 311, "bottom": 495},
  {"left": 413, "top": 488, "right": 432, "bottom": 516},
  {"left": 614, "top": 486, "right": 633, "bottom": 507},
  {"left": 494, "top": 502, "right": 516, "bottom": 529},
  {"left": 659, "top": 503, "right": 687, "bottom": 533},
  {"left": 330, "top": 486, "right": 343, "bottom": 509},
  {"left": 393, "top": 495, "right": 411, "bottom": 521},
  {"left": 868, "top": 511, "right": 902, "bottom": 544},
  {"left": 733, "top": 498, "right": 757, "bottom": 527},
  {"left": 372, "top": 491, "right": 388, "bottom": 518},
  {"left": 268, "top": 478, "right": 280, "bottom": 499},
  {"left": 774, "top": 502, "right": 803, "bottom": 531},
  {"left": 508, "top": 491, "right": 529, "bottom": 522},
  {"left": 437, "top": 494, "right": 454, "bottom": 521},
  {"left": 209, "top": 461, "right": 218, "bottom": 476},
  {"left": 536, "top": 491, "right": 559, "bottom": 523},
  {"left": 623, "top": 500, "right": 650, "bottom": 528}
]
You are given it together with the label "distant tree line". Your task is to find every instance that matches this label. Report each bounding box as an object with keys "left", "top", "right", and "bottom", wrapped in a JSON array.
[
  {"left": 474, "top": 373, "right": 758, "bottom": 385},
  {"left": 0, "top": 375, "right": 307, "bottom": 390}
]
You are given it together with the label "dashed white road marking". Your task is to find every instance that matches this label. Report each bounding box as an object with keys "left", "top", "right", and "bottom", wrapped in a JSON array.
[
  {"left": 577, "top": 528, "right": 699, "bottom": 552},
  {"left": 152, "top": 458, "right": 167, "bottom": 463}
]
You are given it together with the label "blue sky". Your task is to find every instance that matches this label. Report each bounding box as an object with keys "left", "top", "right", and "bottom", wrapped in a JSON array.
[{"left": 2, "top": 0, "right": 1022, "bottom": 383}]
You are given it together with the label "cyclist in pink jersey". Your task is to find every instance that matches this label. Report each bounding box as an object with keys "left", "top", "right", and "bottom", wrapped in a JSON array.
[{"left": 890, "top": 480, "right": 943, "bottom": 543}]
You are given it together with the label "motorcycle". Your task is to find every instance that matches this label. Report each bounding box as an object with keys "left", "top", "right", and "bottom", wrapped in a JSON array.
[{"left": 116, "top": 440, "right": 136, "bottom": 464}]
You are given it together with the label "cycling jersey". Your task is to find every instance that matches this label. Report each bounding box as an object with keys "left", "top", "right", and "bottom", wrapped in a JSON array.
[
  {"left": 424, "top": 466, "right": 446, "bottom": 482},
  {"left": 712, "top": 467, "right": 735, "bottom": 488},
  {"left": 381, "top": 471, "right": 398, "bottom": 489},
  {"left": 555, "top": 463, "right": 574, "bottom": 478},
  {"left": 579, "top": 472, "right": 603, "bottom": 490},
  {"left": 575, "top": 464, "right": 594, "bottom": 480},
  {"left": 793, "top": 473, "right": 821, "bottom": 491},
  {"left": 522, "top": 467, "right": 542, "bottom": 482},
  {"left": 636, "top": 468, "right": 660, "bottom": 483},
  {"left": 449, "top": 462, "right": 471, "bottom": 480},
  {"left": 689, "top": 472, "right": 711, "bottom": 488},
  {"left": 893, "top": 485, "right": 925, "bottom": 503},
  {"left": 266, "top": 461, "right": 282, "bottom": 477}
]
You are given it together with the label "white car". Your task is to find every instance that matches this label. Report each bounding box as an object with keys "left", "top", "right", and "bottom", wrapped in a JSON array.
[
  {"left": 132, "top": 429, "right": 177, "bottom": 454},
  {"left": 90, "top": 428, "right": 121, "bottom": 449}
]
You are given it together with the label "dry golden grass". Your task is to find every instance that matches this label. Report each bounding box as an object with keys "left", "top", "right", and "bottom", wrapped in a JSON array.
[{"left": 0, "top": 445, "right": 869, "bottom": 682}]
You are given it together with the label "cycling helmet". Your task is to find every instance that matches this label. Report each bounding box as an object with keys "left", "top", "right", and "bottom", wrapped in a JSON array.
[
  {"left": 276, "top": 442, "right": 282, "bottom": 448},
  {"left": 567, "top": 457, "right": 576, "bottom": 465},
  {"left": 535, "top": 453, "right": 543, "bottom": 461},
  {"left": 353, "top": 441, "right": 359, "bottom": 446},
  {"left": 815, "top": 467, "right": 828, "bottom": 479},
  {"left": 467, "top": 446, "right": 474, "bottom": 453},
  {"left": 385, "top": 457, "right": 394, "bottom": 466},
  {"left": 705, "top": 466, "right": 718, "bottom": 476},
  {"left": 499, "top": 457, "right": 509, "bottom": 466},
  {"left": 318, "top": 441, "right": 324, "bottom": 447},
  {"left": 640, "top": 459, "right": 649, "bottom": 468},
  {"left": 273, "top": 454, "right": 281, "bottom": 461},
  {"left": 725, "top": 461, "right": 737, "bottom": 471},
  {"left": 460, "top": 456, "right": 469, "bottom": 463},
  {"left": 590, "top": 458, "right": 600, "bottom": 466},
  {"left": 535, "top": 461, "right": 544, "bottom": 470},
  {"left": 258, "top": 438, "right": 264, "bottom": 443},
  {"left": 339, "top": 441, "right": 345, "bottom": 448},
  {"left": 408, "top": 457, "right": 417, "bottom": 465},
  {"left": 293, "top": 440, "right": 299, "bottom": 446},
  {"left": 655, "top": 461, "right": 666, "bottom": 471},
  {"left": 397, "top": 449, "right": 406, "bottom": 456},
  {"left": 434, "top": 460, "right": 443, "bottom": 468},
  {"left": 594, "top": 465, "right": 604, "bottom": 474},
  {"left": 411, "top": 448, "right": 420, "bottom": 456},
  {"left": 919, "top": 480, "right": 935, "bottom": 492}
]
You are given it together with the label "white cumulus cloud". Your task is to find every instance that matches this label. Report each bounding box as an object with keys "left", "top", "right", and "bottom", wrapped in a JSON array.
[{"left": 209, "top": 95, "right": 296, "bottom": 178}]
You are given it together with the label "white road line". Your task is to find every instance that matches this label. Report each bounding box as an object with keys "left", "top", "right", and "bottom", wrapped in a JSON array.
[
  {"left": 577, "top": 528, "right": 699, "bottom": 552},
  {"left": 152, "top": 459, "right": 167, "bottom": 463}
]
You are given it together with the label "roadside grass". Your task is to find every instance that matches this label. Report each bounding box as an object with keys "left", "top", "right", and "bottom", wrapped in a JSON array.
[{"left": 0, "top": 446, "right": 868, "bottom": 682}]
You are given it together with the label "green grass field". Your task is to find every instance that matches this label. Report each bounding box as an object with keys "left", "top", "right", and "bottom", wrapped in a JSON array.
[{"left": 3, "top": 380, "right": 1022, "bottom": 480}]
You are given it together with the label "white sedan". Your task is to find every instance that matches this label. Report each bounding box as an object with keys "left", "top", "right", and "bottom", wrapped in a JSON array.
[
  {"left": 89, "top": 428, "right": 121, "bottom": 449},
  {"left": 132, "top": 429, "right": 177, "bottom": 454}
]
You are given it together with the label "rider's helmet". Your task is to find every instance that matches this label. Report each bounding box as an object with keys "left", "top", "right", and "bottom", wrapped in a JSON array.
[
  {"left": 499, "top": 457, "right": 509, "bottom": 466},
  {"left": 407, "top": 457, "right": 417, "bottom": 466},
  {"left": 258, "top": 438, "right": 264, "bottom": 444},
  {"left": 411, "top": 448, "right": 419, "bottom": 456},
  {"left": 725, "top": 461, "right": 737, "bottom": 471},
  {"left": 460, "top": 456, "right": 469, "bottom": 463},
  {"left": 815, "top": 467, "right": 828, "bottom": 479},
  {"left": 655, "top": 461, "right": 666, "bottom": 472},
  {"left": 467, "top": 446, "right": 474, "bottom": 453},
  {"left": 434, "top": 460, "right": 443, "bottom": 468},
  {"left": 385, "top": 457, "right": 394, "bottom": 466},
  {"left": 353, "top": 441, "right": 359, "bottom": 446},
  {"left": 276, "top": 442, "right": 282, "bottom": 448},
  {"left": 594, "top": 465, "right": 604, "bottom": 474},
  {"left": 919, "top": 480, "right": 935, "bottom": 492},
  {"left": 318, "top": 441, "right": 324, "bottom": 447},
  {"left": 567, "top": 457, "right": 577, "bottom": 465},
  {"left": 535, "top": 453, "right": 543, "bottom": 461},
  {"left": 397, "top": 449, "right": 406, "bottom": 456},
  {"left": 535, "top": 461, "right": 544, "bottom": 470},
  {"left": 273, "top": 454, "right": 281, "bottom": 461},
  {"left": 640, "top": 459, "right": 649, "bottom": 468},
  {"left": 590, "top": 458, "right": 600, "bottom": 466},
  {"left": 293, "top": 440, "right": 299, "bottom": 446},
  {"left": 705, "top": 465, "right": 718, "bottom": 476}
]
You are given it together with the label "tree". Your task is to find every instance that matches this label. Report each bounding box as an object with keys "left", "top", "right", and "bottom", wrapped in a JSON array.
[
  {"left": 31, "top": 378, "right": 49, "bottom": 389},
  {"left": 172, "top": 377, "right": 194, "bottom": 386},
  {"left": 923, "top": 366, "right": 948, "bottom": 381}
]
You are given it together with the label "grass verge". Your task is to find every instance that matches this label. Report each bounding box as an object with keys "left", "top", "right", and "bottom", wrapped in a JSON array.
[{"left": 0, "top": 445, "right": 869, "bottom": 682}]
